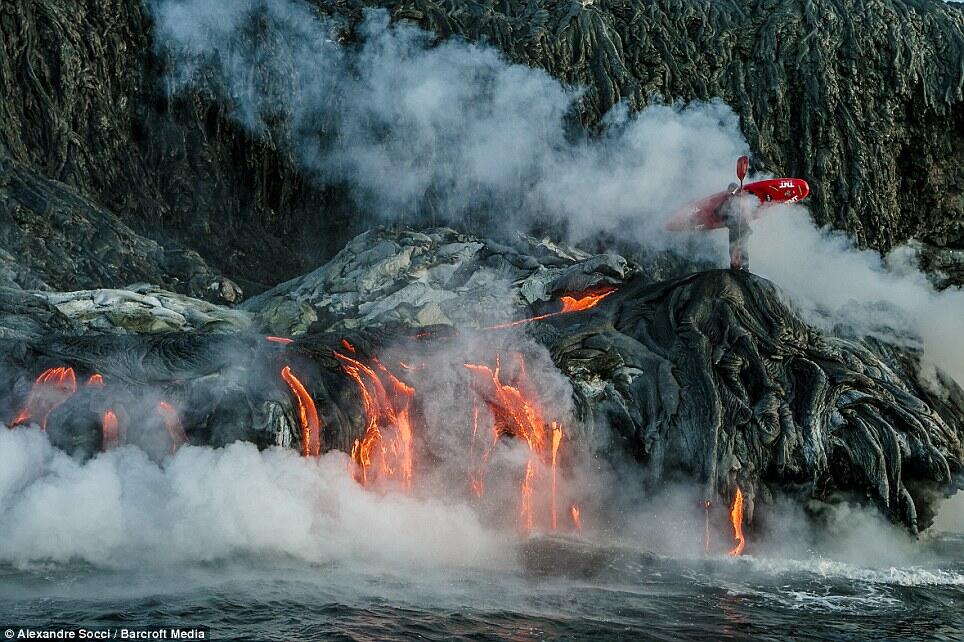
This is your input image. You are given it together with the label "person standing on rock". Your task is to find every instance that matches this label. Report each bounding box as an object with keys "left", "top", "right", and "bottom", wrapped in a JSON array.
[
  {"left": 717, "top": 182, "right": 751, "bottom": 271},
  {"left": 664, "top": 155, "right": 810, "bottom": 273}
]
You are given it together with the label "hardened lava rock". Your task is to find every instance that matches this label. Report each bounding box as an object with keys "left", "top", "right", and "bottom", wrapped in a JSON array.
[{"left": 1, "top": 228, "right": 962, "bottom": 532}]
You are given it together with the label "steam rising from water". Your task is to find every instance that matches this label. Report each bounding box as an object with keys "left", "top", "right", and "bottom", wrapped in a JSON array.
[{"left": 0, "top": 427, "right": 510, "bottom": 568}]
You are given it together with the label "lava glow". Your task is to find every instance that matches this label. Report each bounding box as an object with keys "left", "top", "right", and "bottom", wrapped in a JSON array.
[
  {"left": 334, "top": 346, "right": 415, "bottom": 488},
  {"left": 11, "top": 366, "right": 78, "bottom": 429},
  {"left": 86, "top": 373, "right": 105, "bottom": 387},
  {"left": 101, "top": 409, "right": 120, "bottom": 450},
  {"left": 157, "top": 401, "right": 188, "bottom": 454},
  {"left": 551, "top": 423, "right": 563, "bottom": 529},
  {"left": 570, "top": 504, "right": 582, "bottom": 530},
  {"left": 265, "top": 335, "right": 294, "bottom": 344},
  {"left": 465, "top": 353, "right": 570, "bottom": 532},
  {"left": 280, "top": 366, "right": 321, "bottom": 458},
  {"left": 483, "top": 286, "right": 617, "bottom": 330},
  {"left": 728, "top": 488, "right": 746, "bottom": 556}
]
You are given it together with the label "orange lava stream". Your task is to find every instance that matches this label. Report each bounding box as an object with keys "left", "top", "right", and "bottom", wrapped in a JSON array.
[
  {"left": 157, "top": 401, "right": 188, "bottom": 454},
  {"left": 334, "top": 346, "right": 415, "bottom": 488},
  {"left": 728, "top": 488, "right": 746, "bottom": 556},
  {"left": 11, "top": 366, "right": 78, "bottom": 429},
  {"left": 266, "top": 336, "right": 294, "bottom": 344},
  {"left": 551, "top": 423, "right": 562, "bottom": 530},
  {"left": 570, "top": 504, "right": 582, "bottom": 530},
  {"left": 465, "top": 353, "right": 570, "bottom": 532},
  {"left": 520, "top": 459, "right": 535, "bottom": 531},
  {"left": 483, "top": 286, "right": 617, "bottom": 330},
  {"left": 281, "top": 366, "right": 321, "bottom": 458},
  {"left": 102, "top": 409, "right": 120, "bottom": 451},
  {"left": 86, "top": 374, "right": 105, "bottom": 387}
]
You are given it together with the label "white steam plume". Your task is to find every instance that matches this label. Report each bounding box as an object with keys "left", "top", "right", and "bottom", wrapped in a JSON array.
[
  {"left": 0, "top": 427, "right": 511, "bottom": 569},
  {"left": 150, "top": 0, "right": 746, "bottom": 243}
]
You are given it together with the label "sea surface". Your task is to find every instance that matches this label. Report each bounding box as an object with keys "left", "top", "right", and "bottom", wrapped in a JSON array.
[{"left": 1, "top": 536, "right": 962, "bottom": 642}]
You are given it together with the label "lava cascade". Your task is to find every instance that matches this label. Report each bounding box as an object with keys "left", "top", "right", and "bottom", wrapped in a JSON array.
[
  {"left": 728, "top": 488, "right": 746, "bottom": 556},
  {"left": 465, "top": 353, "right": 571, "bottom": 531},
  {"left": 280, "top": 366, "right": 322, "bottom": 457},
  {"left": 334, "top": 345, "right": 415, "bottom": 488},
  {"left": 10, "top": 366, "right": 77, "bottom": 429}
]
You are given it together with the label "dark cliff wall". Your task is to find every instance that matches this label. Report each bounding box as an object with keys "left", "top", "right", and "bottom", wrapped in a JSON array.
[
  {"left": 0, "top": 0, "right": 961, "bottom": 293},
  {"left": 0, "top": 0, "right": 356, "bottom": 294},
  {"left": 377, "top": 0, "right": 964, "bottom": 251}
]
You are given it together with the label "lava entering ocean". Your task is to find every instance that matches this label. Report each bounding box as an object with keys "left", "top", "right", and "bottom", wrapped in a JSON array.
[
  {"left": 729, "top": 488, "right": 746, "bottom": 556},
  {"left": 465, "top": 353, "right": 573, "bottom": 532},
  {"left": 9, "top": 366, "right": 186, "bottom": 454},
  {"left": 281, "top": 366, "right": 322, "bottom": 457},
  {"left": 334, "top": 345, "right": 415, "bottom": 489}
]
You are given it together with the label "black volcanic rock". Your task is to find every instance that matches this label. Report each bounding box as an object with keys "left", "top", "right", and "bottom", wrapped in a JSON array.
[
  {"left": 0, "top": 0, "right": 961, "bottom": 293},
  {"left": 2, "top": 228, "right": 961, "bottom": 533},
  {"left": 0, "top": 156, "right": 241, "bottom": 303}
]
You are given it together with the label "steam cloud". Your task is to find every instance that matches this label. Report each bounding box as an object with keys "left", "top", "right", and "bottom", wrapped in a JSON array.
[
  {"left": 0, "top": 426, "right": 511, "bottom": 568},
  {"left": 150, "top": 0, "right": 746, "bottom": 242}
]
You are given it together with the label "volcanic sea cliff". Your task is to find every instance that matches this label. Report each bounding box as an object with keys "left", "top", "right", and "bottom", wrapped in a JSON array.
[
  {"left": 0, "top": 0, "right": 963, "bottom": 543},
  {"left": 2, "top": 227, "right": 962, "bottom": 537}
]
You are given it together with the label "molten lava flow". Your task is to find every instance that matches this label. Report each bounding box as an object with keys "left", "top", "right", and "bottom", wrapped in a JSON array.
[
  {"left": 157, "top": 401, "right": 188, "bottom": 454},
  {"left": 11, "top": 366, "right": 78, "bottom": 429},
  {"left": 86, "top": 373, "right": 105, "bottom": 387},
  {"left": 265, "top": 335, "right": 294, "bottom": 344},
  {"left": 465, "top": 353, "right": 571, "bottom": 531},
  {"left": 728, "top": 488, "right": 746, "bottom": 556},
  {"left": 280, "top": 366, "right": 321, "bottom": 458},
  {"left": 101, "top": 409, "right": 120, "bottom": 451},
  {"left": 571, "top": 504, "right": 582, "bottom": 530},
  {"left": 334, "top": 345, "right": 415, "bottom": 488},
  {"left": 558, "top": 287, "right": 618, "bottom": 313},
  {"left": 483, "top": 285, "right": 617, "bottom": 330},
  {"left": 551, "top": 423, "right": 563, "bottom": 530},
  {"left": 520, "top": 459, "right": 535, "bottom": 531}
]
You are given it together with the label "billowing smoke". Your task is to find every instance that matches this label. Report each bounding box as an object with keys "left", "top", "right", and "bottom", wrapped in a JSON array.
[
  {"left": 749, "top": 207, "right": 964, "bottom": 387},
  {"left": 150, "top": 0, "right": 746, "bottom": 243}
]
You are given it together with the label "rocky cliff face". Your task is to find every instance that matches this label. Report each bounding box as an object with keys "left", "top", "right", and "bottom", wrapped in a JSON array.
[{"left": 0, "top": 0, "right": 961, "bottom": 295}]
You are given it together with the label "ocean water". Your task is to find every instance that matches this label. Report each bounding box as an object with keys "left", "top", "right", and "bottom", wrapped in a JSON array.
[
  {"left": 1, "top": 541, "right": 962, "bottom": 641},
  {"left": 1, "top": 431, "right": 961, "bottom": 641}
]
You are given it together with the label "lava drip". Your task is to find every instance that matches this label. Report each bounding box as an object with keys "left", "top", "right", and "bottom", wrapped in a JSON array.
[
  {"left": 11, "top": 366, "right": 78, "bottom": 429},
  {"left": 280, "top": 366, "right": 322, "bottom": 458},
  {"left": 728, "top": 488, "right": 746, "bottom": 556},
  {"left": 334, "top": 345, "right": 415, "bottom": 488},
  {"left": 157, "top": 401, "right": 188, "bottom": 455},
  {"left": 464, "top": 353, "right": 570, "bottom": 532},
  {"left": 101, "top": 409, "right": 120, "bottom": 450},
  {"left": 570, "top": 504, "right": 582, "bottom": 530}
]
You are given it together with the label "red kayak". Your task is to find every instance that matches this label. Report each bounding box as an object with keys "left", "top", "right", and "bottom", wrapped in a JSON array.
[{"left": 665, "top": 177, "right": 810, "bottom": 231}]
